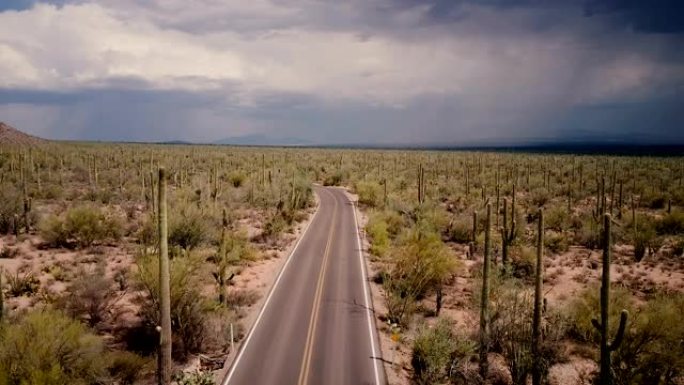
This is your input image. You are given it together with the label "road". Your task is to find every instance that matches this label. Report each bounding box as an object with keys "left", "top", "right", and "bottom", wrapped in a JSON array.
[{"left": 222, "top": 186, "right": 384, "bottom": 385}]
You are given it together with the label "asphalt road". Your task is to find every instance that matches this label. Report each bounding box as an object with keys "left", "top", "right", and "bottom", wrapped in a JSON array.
[{"left": 222, "top": 186, "right": 384, "bottom": 385}]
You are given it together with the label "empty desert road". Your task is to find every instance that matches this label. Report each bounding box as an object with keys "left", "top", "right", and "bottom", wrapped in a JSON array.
[{"left": 222, "top": 186, "right": 385, "bottom": 385}]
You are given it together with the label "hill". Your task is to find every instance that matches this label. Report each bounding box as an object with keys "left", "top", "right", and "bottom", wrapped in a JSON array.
[{"left": 0, "top": 122, "right": 46, "bottom": 146}]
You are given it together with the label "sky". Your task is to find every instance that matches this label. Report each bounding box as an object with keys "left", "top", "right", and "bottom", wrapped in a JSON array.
[{"left": 0, "top": 0, "right": 682, "bottom": 145}]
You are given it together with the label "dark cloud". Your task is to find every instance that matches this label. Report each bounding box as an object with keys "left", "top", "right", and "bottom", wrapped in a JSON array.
[{"left": 584, "top": 0, "right": 684, "bottom": 33}]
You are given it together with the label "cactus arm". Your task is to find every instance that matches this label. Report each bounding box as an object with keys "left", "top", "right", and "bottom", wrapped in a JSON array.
[{"left": 609, "top": 310, "right": 628, "bottom": 351}]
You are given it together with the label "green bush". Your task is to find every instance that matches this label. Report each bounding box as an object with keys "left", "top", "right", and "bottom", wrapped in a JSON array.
[
  {"left": 107, "top": 351, "right": 148, "bottom": 385},
  {"left": 655, "top": 212, "right": 684, "bottom": 235},
  {"left": 447, "top": 216, "right": 471, "bottom": 243},
  {"left": 228, "top": 172, "right": 245, "bottom": 188},
  {"left": 0, "top": 309, "right": 106, "bottom": 384},
  {"left": 613, "top": 294, "right": 684, "bottom": 385},
  {"left": 356, "top": 180, "right": 383, "bottom": 208},
  {"left": 169, "top": 212, "right": 207, "bottom": 252},
  {"left": 174, "top": 370, "right": 215, "bottom": 385},
  {"left": 5, "top": 271, "right": 39, "bottom": 297},
  {"left": 412, "top": 318, "right": 457, "bottom": 385},
  {"left": 40, "top": 206, "right": 122, "bottom": 248},
  {"left": 58, "top": 263, "right": 117, "bottom": 328},
  {"left": 366, "top": 212, "right": 390, "bottom": 257},
  {"left": 568, "top": 285, "right": 634, "bottom": 343},
  {"left": 134, "top": 254, "right": 208, "bottom": 360}
]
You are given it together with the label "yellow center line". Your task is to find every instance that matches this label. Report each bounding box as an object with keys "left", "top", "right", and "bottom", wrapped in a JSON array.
[{"left": 297, "top": 189, "right": 338, "bottom": 385}]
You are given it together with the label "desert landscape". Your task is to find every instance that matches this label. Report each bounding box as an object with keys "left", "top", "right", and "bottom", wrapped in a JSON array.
[{"left": 1, "top": 121, "right": 683, "bottom": 384}]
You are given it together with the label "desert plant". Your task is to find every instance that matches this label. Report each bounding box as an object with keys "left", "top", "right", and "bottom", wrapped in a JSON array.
[
  {"left": 107, "top": 351, "right": 149, "bottom": 385},
  {"left": 412, "top": 317, "right": 457, "bottom": 385},
  {"left": 174, "top": 370, "right": 215, "bottom": 385},
  {"left": 532, "top": 208, "right": 544, "bottom": 385},
  {"left": 5, "top": 271, "right": 39, "bottom": 297},
  {"left": 593, "top": 214, "right": 629, "bottom": 385},
  {"left": 59, "top": 263, "right": 119, "bottom": 328},
  {"left": 158, "top": 167, "right": 172, "bottom": 384},
  {"left": 479, "top": 203, "right": 492, "bottom": 379},
  {"left": 0, "top": 309, "right": 106, "bottom": 384}
]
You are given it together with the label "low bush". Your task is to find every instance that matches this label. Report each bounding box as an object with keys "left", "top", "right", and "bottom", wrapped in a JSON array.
[
  {"left": 366, "top": 212, "right": 390, "bottom": 257},
  {"left": 567, "top": 285, "right": 634, "bottom": 343},
  {"left": 655, "top": 212, "right": 684, "bottom": 235},
  {"left": 169, "top": 211, "right": 207, "bottom": 252},
  {"left": 107, "top": 351, "right": 149, "bottom": 385},
  {"left": 40, "top": 205, "right": 122, "bottom": 248},
  {"left": 0, "top": 309, "right": 106, "bottom": 384},
  {"left": 58, "top": 263, "right": 118, "bottom": 328},
  {"left": 174, "top": 370, "right": 215, "bottom": 385},
  {"left": 134, "top": 254, "right": 209, "bottom": 360},
  {"left": 228, "top": 172, "right": 245, "bottom": 188},
  {"left": 356, "top": 180, "right": 383, "bottom": 208},
  {"left": 412, "top": 318, "right": 457, "bottom": 385},
  {"left": 5, "top": 271, "right": 39, "bottom": 297},
  {"left": 613, "top": 293, "right": 684, "bottom": 385}
]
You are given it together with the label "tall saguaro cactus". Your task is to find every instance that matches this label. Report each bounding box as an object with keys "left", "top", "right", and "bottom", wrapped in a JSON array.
[
  {"left": 479, "top": 203, "right": 492, "bottom": 380},
  {"left": 157, "top": 167, "right": 172, "bottom": 385},
  {"left": 501, "top": 190, "right": 516, "bottom": 270},
  {"left": 0, "top": 269, "right": 4, "bottom": 322},
  {"left": 592, "top": 214, "right": 628, "bottom": 385},
  {"left": 532, "top": 208, "right": 544, "bottom": 385}
]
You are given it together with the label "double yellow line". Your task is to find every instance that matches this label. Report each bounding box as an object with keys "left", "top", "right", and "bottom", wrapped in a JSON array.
[{"left": 297, "top": 189, "right": 338, "bottom": 385}]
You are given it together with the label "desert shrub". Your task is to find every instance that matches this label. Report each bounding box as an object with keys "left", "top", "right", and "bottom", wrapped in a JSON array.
[
  {"left": 545, "top": 206, "right": 570, "bottom": 232},
  {"left": 262, "top": 211, "right": 287, "bottom": 240},
  {"left": 412, "top": 317, "right": 457, "bottom": 385},
  {"left": 530, "top": 187, "right": 551, "bottom": 207},
  {"left": 228, "top": 172, "right": 245, "bottom": 188},
  {"left": 491, "top": 283, "right": 533, "bottom": 385},
  {"left": 366, "top": 212, "right": 390, "bottom": 257},
  {"left": 567, "top": 285, "right": 634, "bottom": 343},
  {"left": 107, "top": 351, "right": 148, "bottom": 385},
  {"left": 5, "top": 271, "right": 39, "bottom": 297},
  {"left": 0, "top": 247, "right": 18, "bottom": 259},
  {"left": 384, "top": 227, "right": 457, "bottom": 325},
  {"left": 169, "top": 212, "right": 207, "bottom": 252},
  {"left": 225, "top": 289, "right": 260, "bottom": 308},
  {"left": 58, "top": 263, "right": 118, "bottom": 328},
  {"left": 655, "top": 212, "right": 684, "bottom": 235},
  {"left": 134, "top": 253, "right": 208, "bottom": 360},
  {"left": 447, "top": 332, "right": 480, "bottom": 385},
  {"left": 356, "top": 180, "right": 383, "bottom": 208},
  {"left": 671, "top": 237, "right": 684, "bottom": 257},
  {"left": 632, "top": 215, "right": 658, "bottom": 261},
  {"left": 0, "top": 187, "right": 23, "bottom": 234},
  {"left": 509, "top": 246, "right": 536, "bottom": 280},
  {"left": 40, "top": 205, "right": 122, "bottom": 248},
  {"left": 575, "top": 218, "right": 601, "bottom": 249},
  {"left": 323, "top": 171, "right": 343, "bottom": 186},
  {"left": 545, "top": 232, "right": 569, "bottom": 253},
  {"left": 0, "top": 309, "right": 106, "bottom": 384},
  {"left": 613, "top": 293, "right": 684, "bottom": 385},
  {"left": 447, "top": 216, "right": 471, "bottom": 243},
  {"left": 136, "top": 215, "right": 157, "bottom": 247},
  {"left": 174, "top": 371, "right": 215, "bottom": 385}
]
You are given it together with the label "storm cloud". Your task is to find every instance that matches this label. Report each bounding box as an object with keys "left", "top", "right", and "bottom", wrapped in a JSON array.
[{"left": 0, "top": 0, "right": 682, "bottom": 144}]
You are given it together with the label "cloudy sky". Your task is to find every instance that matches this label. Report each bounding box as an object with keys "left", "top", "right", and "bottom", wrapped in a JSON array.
[{"left": 0, "top": 0, "right": 682, "bottom": 145}]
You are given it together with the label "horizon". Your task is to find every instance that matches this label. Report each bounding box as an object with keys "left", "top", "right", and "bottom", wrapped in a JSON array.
[{"left": 0, "top": 1, "right": 683, "bottom": 144}]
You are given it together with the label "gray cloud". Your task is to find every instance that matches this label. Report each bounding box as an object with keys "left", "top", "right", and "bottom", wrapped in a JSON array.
[{"left": 0, "top": 0, "right": 682, "bottom": 145}]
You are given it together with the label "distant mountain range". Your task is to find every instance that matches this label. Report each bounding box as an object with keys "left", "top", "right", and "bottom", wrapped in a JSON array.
[{"left": 214, "top": 134, "right": 313, "bottom": 146}]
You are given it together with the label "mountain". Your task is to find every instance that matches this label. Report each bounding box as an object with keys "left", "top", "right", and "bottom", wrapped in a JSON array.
[
  {"left": 0, "top": 122, "right": 47, "bottom": 146},
  {"left": 214, "top": 133, "right": 312, "bottom": 146}
]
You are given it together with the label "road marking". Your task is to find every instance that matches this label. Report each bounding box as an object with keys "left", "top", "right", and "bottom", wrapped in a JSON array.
[
  {"left": 297, "top": 188, "right": 338, "bottom": 385},
  {"left": 221, "top": 192, "right": 323, "bottom": 385},
  {"left": 348, "top": 190, "right": 383, "bottom": 385}
]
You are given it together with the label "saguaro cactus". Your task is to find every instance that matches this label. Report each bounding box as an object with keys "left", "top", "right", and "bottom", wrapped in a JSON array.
[
  {"left": 501, "top": 192, "right": 516, "bottom": 270},
  {"left": 0, "top": 269, "right": 4, "bottom": 322},
  {"left": 592, "top": 214, "right": 628, "bottom": 385},
  {"left": 532, "top": 208, "right": 544, "bottom": 385},
  {"left": 479, "top": 203, "right": 492, "bottom": 379},
  {"left": 157, "top": 167, "right": 172, "bottom": 385}
]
